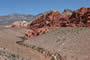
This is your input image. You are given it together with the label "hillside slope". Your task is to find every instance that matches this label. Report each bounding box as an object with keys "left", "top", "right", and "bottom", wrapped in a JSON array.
[{"left": 23, "top": 27, "right": 90, "bottom": 60}]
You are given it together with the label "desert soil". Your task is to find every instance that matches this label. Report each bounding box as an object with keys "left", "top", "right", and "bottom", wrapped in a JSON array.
[
  {"left": 0, "top": 26, "right": 50, "bottom": 60},
  {"left": 23, "top": 27, "right": 90, "bottom": 60},
  {"left": 0, "top": 26, "right": 90, "bottom": 60}
]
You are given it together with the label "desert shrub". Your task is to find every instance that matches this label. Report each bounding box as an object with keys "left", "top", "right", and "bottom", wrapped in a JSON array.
[{"left": 37, "top": 47, "right": 45, "bottom": 53}]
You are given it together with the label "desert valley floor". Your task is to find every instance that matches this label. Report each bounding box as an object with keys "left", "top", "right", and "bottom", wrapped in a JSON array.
[{"left": 0, "top": 26, "right": 90, "bottom": 60}]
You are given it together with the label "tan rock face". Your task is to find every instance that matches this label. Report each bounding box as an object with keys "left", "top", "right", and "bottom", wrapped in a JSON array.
[{"left": 10, "top": 21, "right": 29, "bottom": 29}]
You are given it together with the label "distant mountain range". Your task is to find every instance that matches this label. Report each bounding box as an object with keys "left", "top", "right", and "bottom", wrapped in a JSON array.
[
  {"left": 0, "top": 9, "right": 72, "bottom": 25},
  {"left": 0, "top": 14, "right": 34, "bottom": 25}
]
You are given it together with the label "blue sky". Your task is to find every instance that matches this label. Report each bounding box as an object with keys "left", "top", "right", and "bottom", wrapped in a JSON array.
[{"left": 0, "top": 0, "right": 89, "bottom": 16}]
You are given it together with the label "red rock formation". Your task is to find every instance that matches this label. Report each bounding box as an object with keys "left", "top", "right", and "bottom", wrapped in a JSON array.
[
  {"left": 25, "top": 27, "right": 49, "bottom": 38},
  {"left": 23, "top": 7, "right": 89, "bottom": 38},
  {"left": 25, "top": 11, "right": 70, "bottom": 38},
  {"left": 69, "top": 7, "right": 90, "bottom": 27},
  {"left": 29, "top": 11, "right": 64, "bottom": 28},
  {"left": 25, "top": 7, "right": 90, "bottom": 38}
]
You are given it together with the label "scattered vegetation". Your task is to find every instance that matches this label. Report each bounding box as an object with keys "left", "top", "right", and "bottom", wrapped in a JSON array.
[
  {"left": 0, "top": 50, "right": 27, "bottom": 60},
  {"left": 10, "top": 54, "right": 17, "bottom": 58},
  {"left": 37, "top": 47, "right": 45, "bottom": 53}
]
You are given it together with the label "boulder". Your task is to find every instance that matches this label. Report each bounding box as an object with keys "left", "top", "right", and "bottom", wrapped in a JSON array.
[
  {"left": 63, "top": 9, "right": 72, "bottom": 15},
  {"left": 10, "top": 21, "right": 29, "bottom": 29}
]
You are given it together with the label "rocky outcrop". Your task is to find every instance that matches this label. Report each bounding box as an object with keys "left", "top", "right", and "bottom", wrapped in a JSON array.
[
  {"left": 25, "top": 28, "right": 49, "bottom": 38},
  {"left": 10, "top": 21, "right": 30, "bottom": 29},
  {"left": 25, "top": 11, "right": 69, "bottom": 38},
  {"left": 63, "top": 9, "right": 72, "bottom": 15},
  {"left": 69, "top": 7, "right": 90, "bottom": 27},
  {"left": 29, "top": 11, "right": 64, "bottom": 28},
  {"left": 24, "top": 7, "right": 90, "bottom": 38},
  {"left": 64, "top": 9, "right": 73, "bottom": 13}
]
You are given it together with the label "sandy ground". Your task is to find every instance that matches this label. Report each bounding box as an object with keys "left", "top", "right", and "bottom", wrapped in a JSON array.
[
  {"left": 0, "top": 27, "right": 50, "bottom": 60},
  {"left": 0, "top": 26, "right": 90, "bottom": 60},
  {"left": 23, "top": 27, "right": 90, "bottom": 60}
]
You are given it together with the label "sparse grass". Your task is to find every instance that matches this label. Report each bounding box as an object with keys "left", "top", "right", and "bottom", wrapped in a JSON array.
[
  {"left": 10, "top": 54, "right": 17, "bottom": 57},
  {"left": 37, "top": 47, "right": 45, "bottom": 53},
  {"left": 0, "top": 50, "right": 21, "bottom": 60}
]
